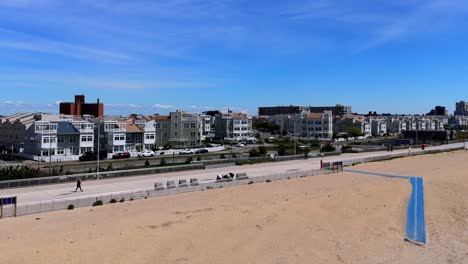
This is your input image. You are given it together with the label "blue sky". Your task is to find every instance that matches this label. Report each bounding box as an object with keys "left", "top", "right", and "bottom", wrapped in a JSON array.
[{"left": 1, "top": 0, "right": 468, "bottom": 116}]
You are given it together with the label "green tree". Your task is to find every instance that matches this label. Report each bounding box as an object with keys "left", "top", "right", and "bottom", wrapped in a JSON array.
[{"left": 347, "top": 127, "right": 364, "bottom": 137}]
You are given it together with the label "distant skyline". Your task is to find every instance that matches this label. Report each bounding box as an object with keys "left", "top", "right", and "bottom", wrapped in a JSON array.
[{"left": 1, "top": 0, "right": 468, "bottom": 115}]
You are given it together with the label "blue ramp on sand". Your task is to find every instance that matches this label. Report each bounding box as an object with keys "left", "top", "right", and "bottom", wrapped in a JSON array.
[{"left": 405, "top": 177, "right": 426, "bottom": 245}]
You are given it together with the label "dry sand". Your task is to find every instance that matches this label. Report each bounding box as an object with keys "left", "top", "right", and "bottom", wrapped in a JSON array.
[{"left": 0, "top": 151, "right": 467, "bottom": 264}]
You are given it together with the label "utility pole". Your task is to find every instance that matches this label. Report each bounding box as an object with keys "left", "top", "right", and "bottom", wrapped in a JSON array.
[
  {"left": 96, "top": 120, "right": 101, "bottom": 180},
  {"left": 48, "top": 134, "right": 52, "bottom": 176}
]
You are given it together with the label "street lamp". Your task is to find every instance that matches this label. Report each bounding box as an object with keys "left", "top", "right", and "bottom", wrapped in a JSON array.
[{"left": 96, "top": 119, "right": 102, "bottom": 180}]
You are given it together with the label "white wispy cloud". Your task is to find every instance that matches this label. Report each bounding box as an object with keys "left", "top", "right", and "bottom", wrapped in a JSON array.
[{"left": 153, "top": 104, "right": 177, "bottom": 109}]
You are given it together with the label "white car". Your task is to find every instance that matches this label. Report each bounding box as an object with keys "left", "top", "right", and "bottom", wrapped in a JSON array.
[
  {"left": 236, "top": 143, "right": 245, "bottom": 147},
  {"left": 139, "top": 150, "right": 155, "bottom": 157},
  {"left": 179, "top": 149, "right": 194, "bottom": 155}
]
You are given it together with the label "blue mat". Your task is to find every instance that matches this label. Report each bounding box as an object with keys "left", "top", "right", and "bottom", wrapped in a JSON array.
[
  {"left": 344, "top": 170, "right": 427, "bottom": 245},
  {"left": 405, "top": 177, "right": 426, "bottom": 245},
  {"left": 343, "top": 169, "right": 410, "bottom": 179}
]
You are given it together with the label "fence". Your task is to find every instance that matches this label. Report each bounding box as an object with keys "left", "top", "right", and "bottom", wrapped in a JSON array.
[
  {"left": 339, "top": 146, "right": 464, "bottom": 167},
  {"left": 0, "top": 164, "right": 204, "bottom": 190},
  {"left": 1, "top": 145, "right": 463, "bottom": 218},
  {"left": 0, "top": 168, "right": 334, "bottom": 218}
]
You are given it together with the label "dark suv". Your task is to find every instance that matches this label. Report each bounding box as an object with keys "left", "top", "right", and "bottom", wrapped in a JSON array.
[{"left": 79, "top": 151, "right": 108, "bottom": 162}]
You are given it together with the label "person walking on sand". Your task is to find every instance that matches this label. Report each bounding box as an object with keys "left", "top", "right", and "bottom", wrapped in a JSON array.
[{"left": 75, "top": 178, "right": 83, "bottom": 192}]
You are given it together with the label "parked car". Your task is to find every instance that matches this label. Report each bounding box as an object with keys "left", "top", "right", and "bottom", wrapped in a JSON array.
[
  {"left": 195, "top": 149, "right": 209, "bottom": 154},
  {"left": 138, "top": 150, "right": 155, "bottom": 157},
  {"left": 112, "top": 152, "right": 131, "bottom": 159},
  {"left": 179, "top": 149, "right": 194, "bottom": 155},
  {"left": 236, "top": 143, "right": 245, "bottom": 147},
  {"left": 0, "top": 154, "right": 16, "bottom": 161},
  {"left": 79, "top": 151, "right": 107, "bottom": 162}
]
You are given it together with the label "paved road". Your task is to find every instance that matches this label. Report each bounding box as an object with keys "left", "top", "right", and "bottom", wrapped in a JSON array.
[{"left": 0, "top": 143, "right": 463, "bottom": 205}]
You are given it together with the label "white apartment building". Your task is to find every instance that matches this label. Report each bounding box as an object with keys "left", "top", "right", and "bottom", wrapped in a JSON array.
[
  {"left": 22, "top": 120, "right": 94, "bottom": 161},
  {"left": 215, "top": 112, "right": 254, "bottom": 141},
  {"left": 369, "top": 119, "right": 387, "bottom": 136}
]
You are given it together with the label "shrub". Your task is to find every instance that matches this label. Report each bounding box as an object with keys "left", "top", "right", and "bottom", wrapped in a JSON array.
[
  {"left": 92, "top": 200, "right": 103, "bottom": 207},
  {"left": 248, "top": 181, "right": 254, "bottom": 184},
  {"left": 196, "top": 155, "right": 201, "bottom": 161},
  {"left": 206, "top": 186, "right": 214, "bottom": 190},
  {"left": 220, "top": 154, "right": 226, "bottom": 159},
  {"left": 278, "top": 146, "right": 287, "bottom": 156},
  {"left": 258, "top": 146, "right": 267, "bottom": 156},
  {"left": 185, "top": 156, "right": 193, "bottom": 164},
  {"left": 109, "top": 199, "right": 117, "bottom": 203},
  {"left": 160, "top": 158, "right": 167, "bottom": 166},
  {"left": 144, "top": 160, "right": 150, "bottom": 167},
  {"left": 67, "top": 204, "right": 74, "bottom": 210},
  {"left": 266, "top": 179, "right": 271, "bottom": 183},
  {"left": 320, "top": 143, "right": 336, "bottom": 153},
  {"left": 249, "top": 148, "right": 260, "bottom": 157},
  {"left": 107, "top": 163, "right": 113, "bottom": 171},
  {"left": 119, "top": 198, "right": 125, "bottom": 203}
]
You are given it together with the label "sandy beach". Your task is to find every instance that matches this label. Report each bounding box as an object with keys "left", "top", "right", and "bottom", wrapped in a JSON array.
[{"left": 0, "top": 150, "right": 467, "bottom": 264}]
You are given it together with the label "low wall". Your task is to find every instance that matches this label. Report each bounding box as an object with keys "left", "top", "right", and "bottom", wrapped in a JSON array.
[{"left": 0, "top": 164, "right": 204, "bottom": 190}]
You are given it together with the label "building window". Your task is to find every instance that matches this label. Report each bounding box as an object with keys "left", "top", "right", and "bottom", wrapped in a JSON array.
[
  {"left": 58, "top": 136, "right": 65, "bottom": 143},
  {"left": 145, "top": 133, "right": 155, "bottom": 140},
  {"left": 70, "top": 136, "right": 77, "bottom": 143},
  {"left": 191, "top": 132, "right": 196, "bottom": 137},
  {"left": 184, "top": 123, "right": 190, "bottom": 129},
  {"left": 56, "top": 148, "right": 65, "bottom": 155},
  {"left": 191, "top": 123, "right": 196, "bottom": 128},
  {"left": 81, "top": 135, "right": 93, "bottom": 142},
  {"left": 113, "top": 146, "right": 124, "bottom": 152},
  {"left": 41, "top": 150, "right": 54, "bottom": 156},
  {"left": 135, "top": 134, "right": 142, "bottom": 141},
  {"left": 114, "top": 134, "right": 125, "bottom": 141},
  {"left": 43, "top": 137, "right": 50, "bottom": 144}
]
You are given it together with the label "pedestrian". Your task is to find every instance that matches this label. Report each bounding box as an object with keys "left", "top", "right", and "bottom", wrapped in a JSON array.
[
  {"left": 408, "top": 147, "right": 412, "bottom": 156},
  {"left": 75, "top": 178, "right": 83, "bottom": 192}
]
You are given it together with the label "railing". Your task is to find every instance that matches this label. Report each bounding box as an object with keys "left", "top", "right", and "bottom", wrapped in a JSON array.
[
  {"left": 0, "top": 164, "right": 204, "bottom": 190},
  {"left": 0, "top": 168, "right": 334, "bottom": 218}
]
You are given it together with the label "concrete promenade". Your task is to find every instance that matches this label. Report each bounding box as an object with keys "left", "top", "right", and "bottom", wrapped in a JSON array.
[{"left": 0, "top": 142, "right": 464, "bottom": 205}]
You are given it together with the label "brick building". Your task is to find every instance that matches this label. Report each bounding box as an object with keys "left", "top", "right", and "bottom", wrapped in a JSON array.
[{"left": 59, "top": 95, "right": 104, "bottom": 117}]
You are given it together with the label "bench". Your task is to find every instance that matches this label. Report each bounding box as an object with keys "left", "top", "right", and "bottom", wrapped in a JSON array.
[
  {"left": 178, "top": 179, "right": 188, "bottom": 187},
  {"left": 154, "top": 182, "right": 165, "bottom": 190},
  {"left": 166, "top": 181, "right": 176, "bottom": 189},
  {"left": 235, "top": 173, "right": 249, "bottom": 180},
  {"left": 190, "top": 178, "right": 199, "bottom": 186}
]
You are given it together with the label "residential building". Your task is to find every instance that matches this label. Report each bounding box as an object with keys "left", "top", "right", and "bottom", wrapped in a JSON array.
[
  {"left": 268, "top": 111, "right": 333, "bottom": 139},
  {"left": 455, "top": 101, "right": 468, "bottom": 116},
  {"left": 60, "top": 94, "right": 104, "bottom": 117},
  {"left": 199, "top": 113, "right": 216, "bottom": 140},
  {"left": 215, "top": 112, "right": 254, "bottom": 141},
  {"left": 0, "top": 113, "right": 59, "bottom": 153},
  {"left": 258, "top": 105, "right": 309, "bottom": 116},
  {"left": 98, "top": 120, "right": 127, "bottom": 154},
  {"left": 169, "top": 111, "right": 202, "bottom": 148},
  {"left": 334, "top": 116, "right": 371, "bottom": 138},
  {"left": 370, "top": 119, "right": 387, "bottom": 136},
  {"left": 258, "top": 104, "right": 351, "bottom": 116},
  {"left": 153, "top": 115, "right": 171, "bottom": 148},
  {"left": 427, "top": 106, "right": 448, "bottom": 116},
  {"left": 22, "top": 120, "right": 92, "bottom": 161},
  {"left": 308, "top": 105, "right": 352, "bottom": 116},
  {"left": 135, "top": 119, "right": 157, "bottom": 151}
]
